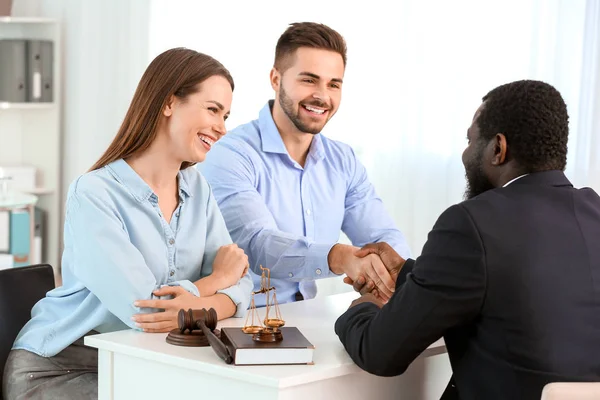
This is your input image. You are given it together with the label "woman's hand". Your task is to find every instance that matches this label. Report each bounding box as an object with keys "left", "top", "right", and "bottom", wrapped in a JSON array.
[
  {"left": 211, "top": 244, "right": 249, "bottom": 289},
  {"left": 132, "top": 286, "right": 199, "bottom": 333}
]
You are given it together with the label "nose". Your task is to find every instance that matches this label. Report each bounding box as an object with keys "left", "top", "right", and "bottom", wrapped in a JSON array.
[
  {"left": 319, "top": 79, "right": 335, "bottom": 98},
  {"left": 312, "top": 89, "right": 330, "bottom": 106},
  {"left": 213, "top": 120, "right": 226, "bottom": 138}
]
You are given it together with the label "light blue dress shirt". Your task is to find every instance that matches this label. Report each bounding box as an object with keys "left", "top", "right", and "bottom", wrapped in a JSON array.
[
  {"left": 199, "top": 101, "right": 411, "bottom": 306},
  {"left": 13, "top": 159, "right": 252, "bottom": 357}
]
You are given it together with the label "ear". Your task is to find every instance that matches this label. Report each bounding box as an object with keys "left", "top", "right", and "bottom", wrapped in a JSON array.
[
  {"left": 163, "top": 95, "right": 175, "bottom": 117},
  {"left": 491, "top": 133, "right": 508, "bottom": 166},
  {"left": 270, "top": 68, "right": 281, "bottom": 92}
]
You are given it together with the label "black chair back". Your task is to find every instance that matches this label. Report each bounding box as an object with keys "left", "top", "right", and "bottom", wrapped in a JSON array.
[{"left": 0, "top": 264, "right": 54, "bottom": 399}]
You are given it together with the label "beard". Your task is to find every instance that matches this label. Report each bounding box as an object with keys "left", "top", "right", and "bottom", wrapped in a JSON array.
[
  {"left": 464, "top": 144, "right": 495, "bottom": 200},
  {"left": 278, "top": 85, "right": 329, "bottom": 135}
]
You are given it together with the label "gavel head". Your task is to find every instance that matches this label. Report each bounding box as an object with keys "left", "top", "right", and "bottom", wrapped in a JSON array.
[{"left": 178, "top": 308, "right": 218, "bottom": 333}]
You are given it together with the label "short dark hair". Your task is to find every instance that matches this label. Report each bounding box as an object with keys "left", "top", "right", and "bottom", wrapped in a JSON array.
[
  {"left": 274, "top": 22, "right": 347, "bottom": 72},
  {"left": 477, "top": 79, "right": 569, "bottom": 172}
]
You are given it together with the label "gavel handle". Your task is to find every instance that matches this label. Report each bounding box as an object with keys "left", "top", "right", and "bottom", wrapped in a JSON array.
[{"left": 198, "top": 319, "right": 233, "bottom": 364}]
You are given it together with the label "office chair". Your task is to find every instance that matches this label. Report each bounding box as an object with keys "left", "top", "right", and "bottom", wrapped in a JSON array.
[{"left": 0, "top": 264, "right": 54, "bottom": 399}]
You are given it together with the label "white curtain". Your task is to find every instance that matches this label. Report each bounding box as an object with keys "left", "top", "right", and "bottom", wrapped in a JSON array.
[
  {"left": 149, "top": 0, "right": 598, "bottom": 255},
  {"left": 571, "top": 0, "right": 600, "bottom": 190},
  {"left": 150, "top": 0, "right": 599, "bottom": 294}
]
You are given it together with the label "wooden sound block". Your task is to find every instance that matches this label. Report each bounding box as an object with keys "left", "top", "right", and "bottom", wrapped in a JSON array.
[{"left": 166, "top": 328, "right": 221, "bottom": 347}]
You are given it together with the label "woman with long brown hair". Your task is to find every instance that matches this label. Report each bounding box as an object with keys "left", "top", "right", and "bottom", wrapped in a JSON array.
[{"left": 3, "top": 48, "right": 252, "bottom": 400}]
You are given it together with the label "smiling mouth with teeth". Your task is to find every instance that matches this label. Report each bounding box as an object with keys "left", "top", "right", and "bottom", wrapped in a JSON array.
[
  {"left": 198, "top": 134, "right": 215, "bottom": 148},
  {"left": 302, "top": 104, "right": 327, "bottom": 115}
]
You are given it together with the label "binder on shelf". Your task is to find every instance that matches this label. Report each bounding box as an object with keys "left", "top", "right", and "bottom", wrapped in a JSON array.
[
  {"left": 26, "top": 40, "right": 53, "bottom": 102},
  {"left": 0, "top": 39, "right": 27, "bottom": 102},
  {"left": 9, "top": 209, "right": 30, "bottom": 267}
]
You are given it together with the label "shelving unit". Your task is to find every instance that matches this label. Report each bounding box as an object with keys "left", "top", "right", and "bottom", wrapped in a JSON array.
[
  {"left": 0, "top": 18, "right": 62, "bottom": 276},
  {"left": 0, "top": 102, "right": 56, "bottom": 110}
]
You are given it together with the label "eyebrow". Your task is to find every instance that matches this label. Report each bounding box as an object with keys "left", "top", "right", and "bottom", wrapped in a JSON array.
[
  {"left": 207, "top": 100, "right": 230, "bottom": 116},
  {"left": 207, "top": 100, "right": 224, "bottom": 110},
  {"left": 298, "top": 71, "right": 343, "bottom": 84}
]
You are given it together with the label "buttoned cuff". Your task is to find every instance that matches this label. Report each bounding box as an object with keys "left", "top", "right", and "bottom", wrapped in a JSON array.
[
  {"left": 305, "top": 242, "right": 338, "bottom": 279},
  {"left": 217, "top": 285, "right": 249, "bottom": 318}
]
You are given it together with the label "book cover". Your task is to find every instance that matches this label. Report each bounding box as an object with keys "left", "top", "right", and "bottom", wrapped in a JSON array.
[
  {"left": 221, "top": 327, "right": 315, "bottom": 366},
  {"left": 9, "top": 210, "right": 30, "bottom": 267}
]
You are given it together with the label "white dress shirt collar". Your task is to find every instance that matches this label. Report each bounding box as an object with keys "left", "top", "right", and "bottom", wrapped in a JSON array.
[{"left": 503, "top": 174, "right": 529, "bottom": 187}]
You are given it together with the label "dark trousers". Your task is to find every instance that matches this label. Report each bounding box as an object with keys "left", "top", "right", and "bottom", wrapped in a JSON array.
[{"left": 2, "top": 335, "right": 98, "bottom": 400}]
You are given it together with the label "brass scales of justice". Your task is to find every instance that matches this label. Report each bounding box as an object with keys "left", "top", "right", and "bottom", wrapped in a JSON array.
[
  {"left": 242, "top": 265, "right": 285, "bottom": 342},
  {"left": 166, "top": 265, "right": 286, "bottom": 349}
]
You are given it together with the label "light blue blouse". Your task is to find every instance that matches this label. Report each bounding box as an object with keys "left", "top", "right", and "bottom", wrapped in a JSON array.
[{"left": 13, "top": 159, "right": 252, "bottom": 357}]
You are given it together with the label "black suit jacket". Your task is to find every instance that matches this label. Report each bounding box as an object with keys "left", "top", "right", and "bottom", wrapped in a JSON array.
[{"left": 335, "top": 171, "right": 600, "bottom": 400}]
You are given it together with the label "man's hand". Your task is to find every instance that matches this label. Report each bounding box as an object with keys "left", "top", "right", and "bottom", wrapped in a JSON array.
[
  {"left": 211, "top": 244, "right": 249, "bottom": 290},
  {"left": 343, "top": 275, "right": 380, "bottom": 297},
  {"left": 356, "top": 242, "right": 406, "bottom": 281},
  {"left": 328, "top": 244, "right": 395, "bottom": 300},
  {"left": 133, "top": 286, "right": 200, "bottom": 333},
  {"left": 349, "top": 292, "right": 384, "bottom": 309},
  {"left": 345, "top": 242, "right": 406, "bottom": 299}
]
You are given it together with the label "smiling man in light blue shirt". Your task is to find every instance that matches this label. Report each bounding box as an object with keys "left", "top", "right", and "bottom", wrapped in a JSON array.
[{"left": 200, "top": 22, "right": 410, "bottom": 306}]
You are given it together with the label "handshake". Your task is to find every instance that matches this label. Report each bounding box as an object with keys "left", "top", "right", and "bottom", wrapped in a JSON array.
[{"left": 328, "top": 242, "right": 406, "bottom": 303}]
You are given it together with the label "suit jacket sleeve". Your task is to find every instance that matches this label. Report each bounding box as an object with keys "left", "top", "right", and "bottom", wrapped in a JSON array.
[{"left": 335, "top": 203, "right": 487, "bottom": 376}]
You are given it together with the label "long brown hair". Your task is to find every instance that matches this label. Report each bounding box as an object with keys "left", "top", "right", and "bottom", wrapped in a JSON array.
[{"left": 90, "top": 48, "right": 234, "bottom": 171}]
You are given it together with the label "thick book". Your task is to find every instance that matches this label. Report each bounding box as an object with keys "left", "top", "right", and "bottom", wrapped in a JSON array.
[
  {"left": 9, "top": 210, "right": 30, "bottom": 267},
  {"left": 220, "top": 327, "right": 315, "bottom": 366}
]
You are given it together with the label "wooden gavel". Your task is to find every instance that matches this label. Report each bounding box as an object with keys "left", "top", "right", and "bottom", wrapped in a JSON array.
[
  {"left": 172, "top": 308, "right": 233, "bottom": 364},
  {"left": 178, "top": 308, "right": 218, "bottom": 333}
]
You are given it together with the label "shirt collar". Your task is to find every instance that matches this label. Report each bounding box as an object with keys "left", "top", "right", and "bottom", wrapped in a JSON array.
[
  {"left": 258, "top": 100, "right": 325, "bottom": 161},
  {"left": 106, "top": 159, "right": 192, "bottom": 203},
  {"left": 503, "top": 174, "right": 529, "bottom": 187},
  {"left": 178, "top": 171, "right": 193, "bottom": 198},
  {"left": 259, "top": 101, "right": 288, "bottom": 154}
]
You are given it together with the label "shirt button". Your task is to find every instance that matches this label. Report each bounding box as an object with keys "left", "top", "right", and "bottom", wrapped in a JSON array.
[
  {"left": 169, "top": 238, "right": 175, "bottom": 245},
  {"left": 170, "top": 270, "right": 175, "bottom": 277},
  {"left": 315, "top": 269, "right": 322, "bottom": 275},
  {"left": 175, "top": 213, "right": 180, "bottom": 217},
  {"left": 306, "top": 209, "right": 311, "bottom": 215},
  {"left": 288, "top": 272, "right": 293, "bottom": 278}
]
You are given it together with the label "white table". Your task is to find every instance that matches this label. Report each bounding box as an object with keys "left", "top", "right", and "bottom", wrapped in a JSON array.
[{"left": 85, "top": 292, "right": 452, "bottom": 400}]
